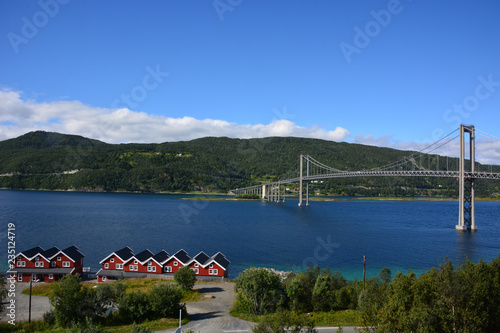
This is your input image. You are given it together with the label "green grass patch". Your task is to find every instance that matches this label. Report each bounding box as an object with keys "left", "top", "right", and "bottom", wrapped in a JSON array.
[
  {"left": 23, "top": 278, "right": 205, "bottom": 302},
  {"left": 1, "top": 317, "right": 188, "bottom": 333},
  {"left": 302, "top": 309, "right": 362, "bottom": 327},
  {"left": 21, "top": 282, "right": 54, "bottom": 296},
  {"left": 230, "top": 309, "right": 362, "bottom": 327}
]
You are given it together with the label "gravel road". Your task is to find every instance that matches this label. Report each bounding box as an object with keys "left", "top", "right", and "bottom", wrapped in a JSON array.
[
  {"left": 1, "top": 282, "right": 52, "bottom": 324},
  {"left": 157, "top": 281, "right": 255, "bottom": 333}
]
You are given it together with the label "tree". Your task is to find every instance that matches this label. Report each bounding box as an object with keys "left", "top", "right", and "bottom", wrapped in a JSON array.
[
  {"left": 312, "top": 274, "right": 334, "bottom": 312},
  {"left": 150, "top": 283, "right": 185, "bottom": 318},
  {"left": 49, "top": 274, "right": 86, "bottom": 327},
  {"left": 234, "top": 267, "right": 284, "bottom": 315},
  {"left": 174, "top": 266, "right": 196, "bottom": 290}
]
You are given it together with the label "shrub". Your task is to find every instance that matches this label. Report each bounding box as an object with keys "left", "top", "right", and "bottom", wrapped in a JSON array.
[
  {"left": 150, "top": 283, "right": 185, "bottom": 318},
  {"left": 174, "top": 266, "right": 197, "bottom": 290}
]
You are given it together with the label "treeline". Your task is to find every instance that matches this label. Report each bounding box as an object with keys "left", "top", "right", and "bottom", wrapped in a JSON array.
[
  {"left": 1, "top": 131, "right": 499, "bottom": 197},
  {"left": 233, "top": 255, "right": 500, "bottom": 332}
]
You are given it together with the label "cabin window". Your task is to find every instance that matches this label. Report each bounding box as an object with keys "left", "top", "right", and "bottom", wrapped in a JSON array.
[
  {"left": 165, "top": 266, "right": 172, "bottom": 273},
  {"left": 148, "top": 261, "right": 152, "bottom": 265},
  {"left": 18, "top": 274, "right": 22, "bottom": 282},
  {"left": 110, "top": 258, "right": 114, "bottom": 263},
  {"left": 104, "top": 263, "right": 109, "bottom": 268},
  {"left": 213, "top": 269, "right": 218, "bottom": 275},
  {"left": 173, "top": 261, "right": 178, "bottom": 266},
  {"left": 63, "top": 262, "right": 70, "bottom": 267},
  {"left": 209, "top": 269, "right": 213, "bottom": 275},
  {"left": 209, "top": 263, "right": 214, "bottom": 268},
  {"left": 152, "top": 266, "right": 156, "bottom": 272},
  {"left": 57, "top": 257, "right": 62, "bottom": 261},
  {"left": 194, "top": 263, "right": 199, "bottom": 267},
  {"left": 51, "top": 261, "right": 56, "bottom": 267},
  {"left": 116, "top": 264, "right": 123, "bottom": 269},
  {"left": 134, "top": 260, "right": 138, "bottom": 264},
  {"left": 49, "top": 274, "right": 53, "bottom": 279}
]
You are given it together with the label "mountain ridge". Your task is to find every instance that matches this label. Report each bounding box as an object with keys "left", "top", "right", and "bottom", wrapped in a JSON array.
[{"left": 1, "top": 131, "right": 499, "bottom": 197}]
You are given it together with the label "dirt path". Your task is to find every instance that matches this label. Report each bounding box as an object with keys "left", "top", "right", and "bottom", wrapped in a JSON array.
[
  {"left": 157, "top": 281, "right": 255, "bottom": 333},
  {"left": 1, "top": 282, "right": 52, "bottom": 324}
]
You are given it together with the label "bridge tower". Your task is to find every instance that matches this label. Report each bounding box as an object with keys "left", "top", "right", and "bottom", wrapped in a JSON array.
[
  {"left": 298, "top": 154, "right": 309, "bottom": 207},
  {"left": 456, "top": 125, "right": 477, "bottom": 231}
]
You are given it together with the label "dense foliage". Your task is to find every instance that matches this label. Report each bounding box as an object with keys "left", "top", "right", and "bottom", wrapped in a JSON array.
[
  {"left": 233, "top": 256, "right": 500, "bottom": 332},
  {"left": 1, "top": 131, "right": 499, "bottom": 197},
  {"left": 47, "top": 274, "right": 185, "bottom": 329},
  {"left": 174, "top": 265, "right": 197, "bottom": 290}
]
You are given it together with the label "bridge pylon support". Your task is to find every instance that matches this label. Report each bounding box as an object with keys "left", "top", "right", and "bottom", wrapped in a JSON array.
[
  {"left": 298, "top": 154, "right": 309, "bottom": 207},
  {"left": 456, "top": 125, "right": 477, "bottom": 231},
  {"left": 262, "top": 184, "right": 269, "bottom": 200}
]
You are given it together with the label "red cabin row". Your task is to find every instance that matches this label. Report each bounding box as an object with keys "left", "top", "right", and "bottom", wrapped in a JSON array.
[
  {"left": 8, "top": 246, "right": 84, "bottom": 283},
  {"left": 96, "top": 247, "right": 230, "bottom": 282}
]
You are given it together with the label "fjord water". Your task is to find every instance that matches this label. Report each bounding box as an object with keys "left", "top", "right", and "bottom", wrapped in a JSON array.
[{"left": 1, "top": 190, "right": 499, "bottom": 279}]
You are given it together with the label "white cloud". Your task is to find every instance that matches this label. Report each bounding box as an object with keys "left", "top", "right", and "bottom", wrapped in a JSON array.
[
  {"left": 1, "top": 89, "right": 499, "bottom": 165},
  {"left": 0, "top": 90, "right": 350, "bottom": 143}
]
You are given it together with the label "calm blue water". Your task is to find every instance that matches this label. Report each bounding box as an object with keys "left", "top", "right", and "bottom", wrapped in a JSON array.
[{"left": 1, "top": 190, "right": 499, "bottom": 280}]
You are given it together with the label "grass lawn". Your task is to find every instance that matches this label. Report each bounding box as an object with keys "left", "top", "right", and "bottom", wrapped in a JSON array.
[{"left": 22, "top": 277, "right": 202, "bottom": 302}]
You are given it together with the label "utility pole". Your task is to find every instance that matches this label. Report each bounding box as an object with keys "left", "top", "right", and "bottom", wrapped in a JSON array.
[{"left": 363, "top": 255, "right": 366, "bottom": 291}]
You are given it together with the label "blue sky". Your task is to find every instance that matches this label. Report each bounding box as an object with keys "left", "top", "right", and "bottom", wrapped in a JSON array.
[{"left": 1, "top": 0, "right": 500, "bottom": 163}]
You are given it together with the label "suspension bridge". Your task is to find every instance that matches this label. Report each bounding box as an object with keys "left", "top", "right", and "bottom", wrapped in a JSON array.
[{"left": 231, "top": 125, "right": 500, "bottom": 231}]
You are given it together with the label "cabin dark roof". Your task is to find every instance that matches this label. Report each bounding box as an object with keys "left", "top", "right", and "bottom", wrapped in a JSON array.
[
  {"left": 21, "top": 246, "right": 44, "bottom": 259},
  {"left": 114, "top": 247, "right": 134, "bottom": 261},
  {"left": 41, "top": 247, "right": 61, "bottom": 259},
  {"left": 172, "top": 249, "right": 191, "bottom": 264},
  {"left": 211, "top": 252, "right": 230, "bottom": 269},
  {"left": 153, "top": 250, "right": 169, "bottom": 263},
  {"left": 61, "top": 246, "right": 84, "bottom": 261},
  {"left": 193, "top": 252, "right": 210, "bottom": 266},
  {"left": 135, "top": 249, "right": 154, "bottom": 263}
]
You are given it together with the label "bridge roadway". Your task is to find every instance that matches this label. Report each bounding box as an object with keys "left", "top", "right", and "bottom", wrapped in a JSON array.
[{"left": 232, "top": 170, "right": 500, "bottom": 194}]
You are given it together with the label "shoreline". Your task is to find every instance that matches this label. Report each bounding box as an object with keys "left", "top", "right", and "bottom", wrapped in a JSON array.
[{"left": 1, "top": 188, "right": 499, "bottom": 201}]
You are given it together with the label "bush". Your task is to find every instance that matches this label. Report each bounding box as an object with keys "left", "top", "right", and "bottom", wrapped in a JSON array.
[
  {"left": 68, "top": 317, "right": 104, "bottom": 333},
  {"left": 42, "top": 309, "right": 56, "bottom": 325},
  {"left": 118, "top": 291, "right": 153, "bottom": 323},
  {"left": 174, "top": 266, "right": 197, "bottom": 290},
  {"left": 234, "top": 267, "right": 284, "bottom": 315},
  {"left": 130, "top": 323, "right": 152, "bottom": 333},
  {"left": 150, "top": 283, "right": 185, "bottom": 318},
  {"left": 252, "top": 311, "right": 317, "bottom": 333}
]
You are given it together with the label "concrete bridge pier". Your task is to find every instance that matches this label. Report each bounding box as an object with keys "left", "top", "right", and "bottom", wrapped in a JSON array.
[{"left": 456, "top": 124, "right": 477, "bottom": 231}]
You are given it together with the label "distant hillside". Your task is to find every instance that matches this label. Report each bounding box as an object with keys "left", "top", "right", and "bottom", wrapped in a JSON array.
[{"left": 1, "top": 131, "right": 499, "bottom": 197}]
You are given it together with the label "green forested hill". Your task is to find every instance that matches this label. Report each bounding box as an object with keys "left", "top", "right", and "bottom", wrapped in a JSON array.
[{"left": 1, "top": 131, "right": 499, "bottom": 197}]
